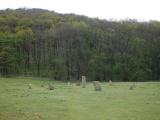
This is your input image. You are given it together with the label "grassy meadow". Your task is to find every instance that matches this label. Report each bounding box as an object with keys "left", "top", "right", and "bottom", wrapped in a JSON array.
[{"left": 0, "top": 77, "right": 160, "bottom": 120}]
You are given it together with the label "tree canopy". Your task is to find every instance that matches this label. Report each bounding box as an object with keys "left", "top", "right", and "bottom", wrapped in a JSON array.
[{"left": 0, "top": 8, "right": 160, "bottom": 81}]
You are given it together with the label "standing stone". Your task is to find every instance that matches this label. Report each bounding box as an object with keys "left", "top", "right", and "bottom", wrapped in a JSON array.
[
  {"left": 130, "top": 84, "right": 134, "bottom": 90},
  {"left": 76, "top": 80, "right": 81, "bottom": 86},
  {"left": 41, "top": 84, "right": 44, "bottom": 87},
  {"left": 109, "top": 80, "right": 112, "bottom": 85},
  {"left": 68, "top": 82, "right": 70, "bottom": 86},
  {"left": 82, "top": 76, "right": 86, "bottom": 88},
  {"left": 48, "top": 84, "right": 54, "bottom": 90},
  {"left": 133, "top": 83, "right": 136, "bottom": 88},
  {"left": 93, "top": 81, "right": 102, "bottom": 91},
  {"left": 28, "top": 84, "right": 32, "bottom": 89}
]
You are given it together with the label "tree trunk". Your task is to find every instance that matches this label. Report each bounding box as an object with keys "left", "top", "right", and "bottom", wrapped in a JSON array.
[
  {"left": 37, "top": 62, "right": 40, "bottom": 76},
  {"left": 66, "top": 61, "right": 70, "bottom": 81},
  {"left": 77, "top": 62, "right": 80, "bottom": 80}
]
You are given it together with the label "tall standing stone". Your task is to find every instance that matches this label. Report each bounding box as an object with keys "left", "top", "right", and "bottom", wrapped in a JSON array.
[{"left": 82, "top": 76, "right": 86, "bottom": 88}]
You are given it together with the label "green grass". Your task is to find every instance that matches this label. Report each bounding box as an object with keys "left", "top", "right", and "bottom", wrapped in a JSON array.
[{"left": 0, "top": 77, "right": 160, "bottom": 120}]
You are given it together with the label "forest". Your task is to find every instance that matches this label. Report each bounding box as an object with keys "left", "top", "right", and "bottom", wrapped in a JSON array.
[{"left": 0, "top": 8, "right": 159, "bottom": 81}]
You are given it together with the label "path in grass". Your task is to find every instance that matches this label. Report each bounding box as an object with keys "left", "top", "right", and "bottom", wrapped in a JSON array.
[{"left": 0, "top": 77, "right": 160, "bottom": 120}]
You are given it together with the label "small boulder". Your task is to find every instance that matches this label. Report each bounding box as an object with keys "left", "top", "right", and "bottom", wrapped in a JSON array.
[
  {"left": 130, "top": 84, "right": 134, "bottom": 90},
  {"left": 93, "top": 81, "right": 102, "bottom": 91},
  {"left": 28, "top": 84, "right": 32, "bottom": 89},
  {"left": 41, "top": 84, "right": 44, "bottom": 87},
  {"left": 76, "top": 80, "right": 81, "bottom": 86},
  {"left": 109, "top": 80, "right": 112, "bottom": 85},
  {"left": 133, "top": 84, "right": 136, "bottom": 88},
  {"left": 48, "top": 84, "right": 54, "bottom": 90}
]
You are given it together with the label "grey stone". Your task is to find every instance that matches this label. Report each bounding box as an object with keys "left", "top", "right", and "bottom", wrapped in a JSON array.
[
  {"left": 82, "top": 76, "right": 86, "bottom": 88},
  {"left": 93, "top": 81, "right": 102, "bottom": 91}
]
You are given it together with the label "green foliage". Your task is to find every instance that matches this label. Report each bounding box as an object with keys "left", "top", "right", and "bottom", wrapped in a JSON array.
[
  {"left": 0, "top": 46, "right": 17, "bottom": 76},
  {"left": 49, "top": 57, "right": 66, "bottom": 80},
  {"left": 14, "top": 30, "right": 25, "bottom": 45},
  {"left": 0, "top": 8, "right": 160, "bottom": 80}
]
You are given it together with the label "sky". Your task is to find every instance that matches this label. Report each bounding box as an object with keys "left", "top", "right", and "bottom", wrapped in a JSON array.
[{"left": 0, "top": 0, "right": 160, "bottom": 21}]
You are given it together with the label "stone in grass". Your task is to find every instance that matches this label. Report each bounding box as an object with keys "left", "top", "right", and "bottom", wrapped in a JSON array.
[
  {"left": 76, "top": 80, "right": 81, "bottom": 86},
  {"left": 28, "top": 84, "right": 32, "bottom": 89},
  {"left": 109, "top": 80, "right": 112, "bottom": 85},
  {"left": 93, "top": 81, "right": 102, "bottom": 91},
  {"left": 82, "top": 76, "right": 86, "bottom": 88},
  {"left": 68, "top": 82, "right": 70, "bottom": 86},
  {"left": 48, "top": 84, "right": 54, "bottom": 90},
  {"left": 41, "top": 84, "right": 44, "bottom": 87},
  {"left": 130, "top": 84, "right": 134, "bottom": 90},
  {"left": 133, "top": 83, "right": 136, "bottom": 88}
]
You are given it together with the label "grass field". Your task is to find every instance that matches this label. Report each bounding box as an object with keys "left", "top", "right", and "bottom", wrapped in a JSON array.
[{"left": 0, "top": 77, "right": 160, "bottom": 120}]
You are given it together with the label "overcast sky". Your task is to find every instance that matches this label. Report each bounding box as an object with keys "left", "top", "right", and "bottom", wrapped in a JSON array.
[{"left": 0, "top": 0, "right": 160, "bottom": 21}]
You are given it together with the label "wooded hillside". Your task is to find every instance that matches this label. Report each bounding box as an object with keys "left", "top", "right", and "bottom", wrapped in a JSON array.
[{"left": 0, "top": 8, "right": 159, "bottom": 81}]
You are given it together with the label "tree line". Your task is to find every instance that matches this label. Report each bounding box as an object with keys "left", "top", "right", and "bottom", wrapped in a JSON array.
[{"left": 0, "top": 8, "right": 160, "bottom": 81}]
